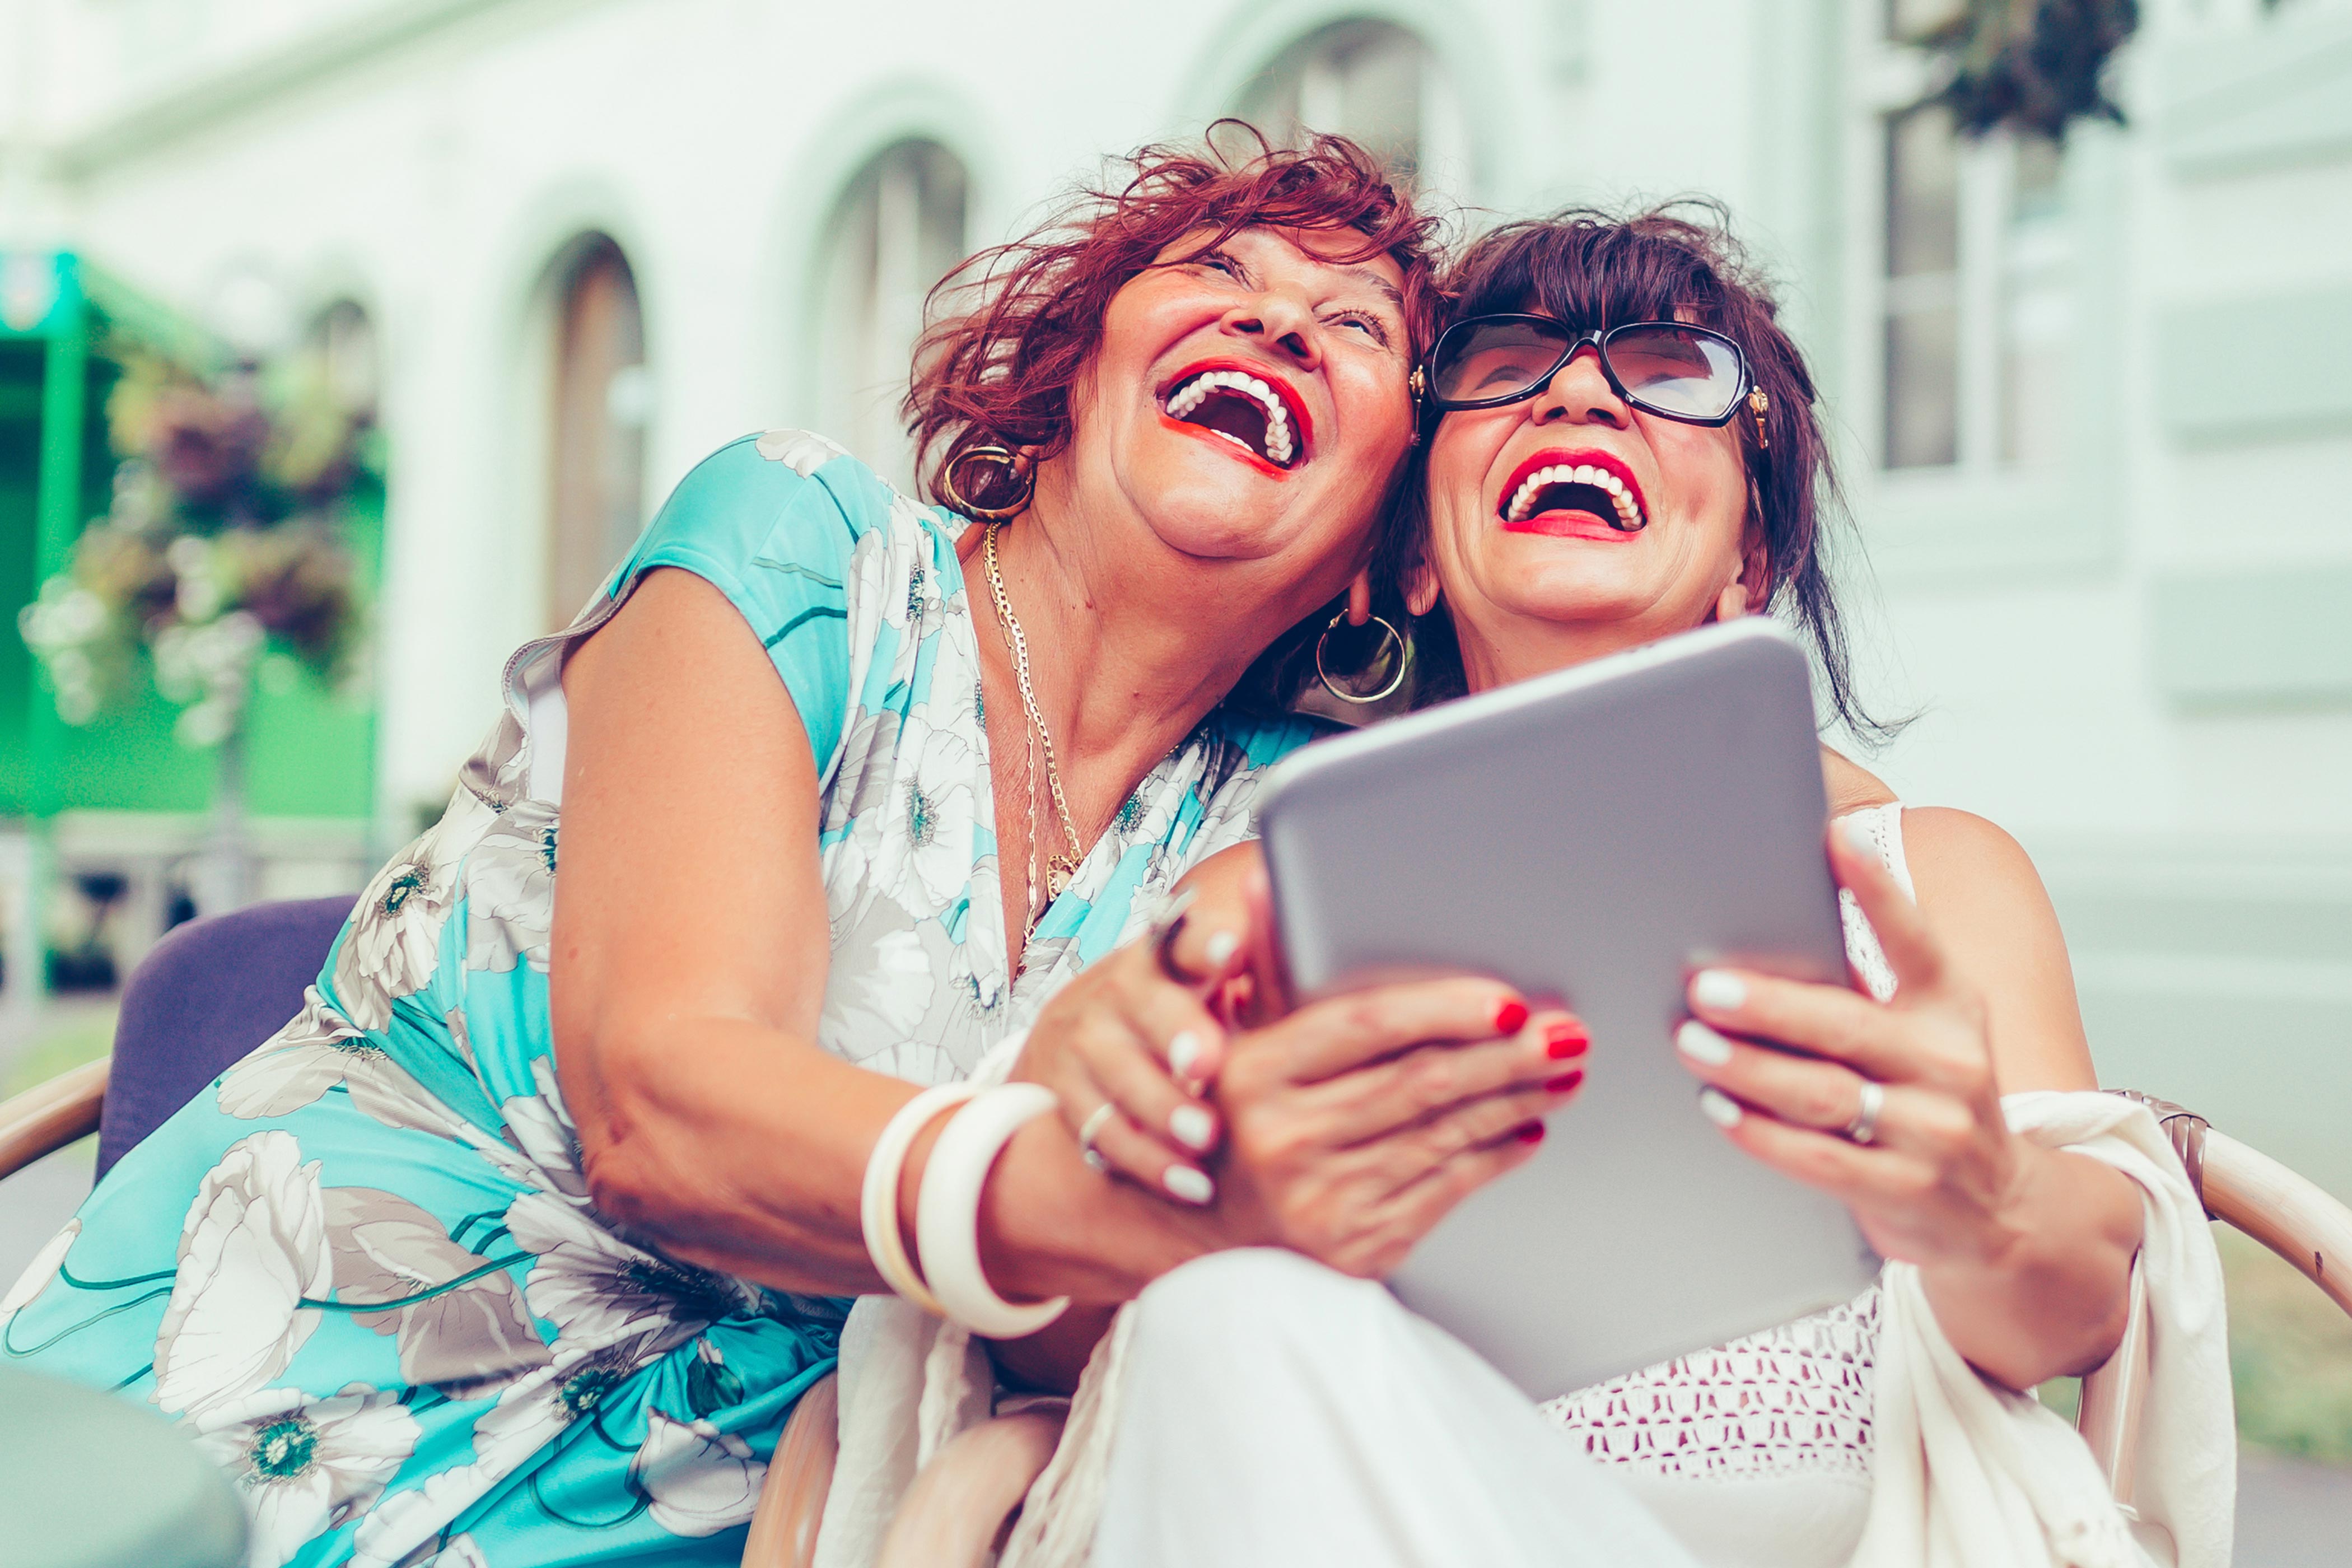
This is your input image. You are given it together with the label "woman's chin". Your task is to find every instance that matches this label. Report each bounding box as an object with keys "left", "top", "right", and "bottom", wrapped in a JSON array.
[
  {"left": 1140, "top": 507, "right": 1300, "bottom": 563},
  {"left": 1477, "top": 564, "right": 1664, "bottom": 633},
  {"left": 1133, "top": 469, "right": 1319, "bottom": 562}
]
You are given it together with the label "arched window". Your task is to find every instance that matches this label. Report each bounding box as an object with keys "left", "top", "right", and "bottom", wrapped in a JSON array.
[
  {"left": 546, "top": 235, "right": 648, "bottom": 627},
  {"left": 816, "top": 140, "right": 970, "bottom": 491},
  {"left": 1233, "top": 20, "right": 1471, "bottom": 199}
]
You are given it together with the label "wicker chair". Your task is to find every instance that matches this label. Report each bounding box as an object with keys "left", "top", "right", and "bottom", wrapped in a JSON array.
[{"left": 6, "top": 904, "right": 2348, "bottom": 1566}]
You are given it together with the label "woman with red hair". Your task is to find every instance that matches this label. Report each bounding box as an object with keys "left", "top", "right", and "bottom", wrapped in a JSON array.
[{"left": 3, "top": 132, "right": 1658, "bottom": 1567}]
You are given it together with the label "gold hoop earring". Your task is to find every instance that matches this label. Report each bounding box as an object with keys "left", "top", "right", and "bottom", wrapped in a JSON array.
[
  {"left": 1315, "top": 612, "right": 1408, "bottom": 706},
  {"left": 940, "top": 445, "right": 1033, "bottom": 520}
]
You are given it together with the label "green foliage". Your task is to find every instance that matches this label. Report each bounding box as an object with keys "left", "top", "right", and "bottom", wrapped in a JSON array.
[
  {"left": 1913, "top": 0, "right": 2140, "bottom": 141},
  {"left": 2223, "top": 1229, "right": 2352, "bottom": 1462},
  {"left": 16, "top": 348, "right": 375, "bottom": 747},
  {"left": 2039, "top": 1230, "right": 2352, "bottom": 1468},
  {"left": 3, "top": 1002, "right": 115, "bottom": 1097}
]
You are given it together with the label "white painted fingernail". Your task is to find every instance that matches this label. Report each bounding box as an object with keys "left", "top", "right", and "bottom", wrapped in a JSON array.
[
  {"left": 1691, "top": 970, "right": 1747, "bottom": 1011},
  {"left": 1170, "top": 1104, "right": 1216, "bottom": 1152},
  {"left": 1201, "top": 930, "right": 1241, "bottom": 969},
  {"left": 1163, "top": 1166, "right": 1215, "bottom": 1205},
  {"left": 1676, "top": 1020, "right": 1734, "bottom": 1067},
  {"left": 1840, "top": 816, "right": 1878, "bottom": 856},
  {"left": 1698, "top": 1088, "right": 1744, "bottom": 1128},
  {"left": 1168, "top": 1030, "right": 1203, "bottom": 1080}
]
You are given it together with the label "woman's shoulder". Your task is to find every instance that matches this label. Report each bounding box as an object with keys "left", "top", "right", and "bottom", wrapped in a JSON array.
[
  {"left": 589, "top": 431, "right": 964, "bottom": 780},
  {"left": 633, "top": 430, "right": 957, "bottom": 587},
  {"left": 1898, "top": 806, "right": 2047, "bottom": 902}
]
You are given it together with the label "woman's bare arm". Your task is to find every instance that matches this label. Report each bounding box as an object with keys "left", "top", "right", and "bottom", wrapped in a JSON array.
[
  {"left": 1676, "top": 811, "right": 2142, "bottom": 1390},
  {"left": 550, "top": 568, "right": 1214, "bottom": 1301},
  {"left": 549, "top": 568, "right": 1566, "bottom": 1356},
  {"left": 1901, "top": 808, "right": 2143, "bottom": 1385}
]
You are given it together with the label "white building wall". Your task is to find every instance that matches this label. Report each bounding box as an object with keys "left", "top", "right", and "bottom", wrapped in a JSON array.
[{"left": 6, "top": 0, "right": 2348, "bottom": 1184}]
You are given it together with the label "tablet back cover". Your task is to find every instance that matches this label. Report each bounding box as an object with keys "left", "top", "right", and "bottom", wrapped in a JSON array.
[{"left": 1260, "top": 619, "right": 1881, "bottom": 1399}]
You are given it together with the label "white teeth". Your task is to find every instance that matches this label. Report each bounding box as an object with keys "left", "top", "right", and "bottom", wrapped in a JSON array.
[
  {"left": 1502, "top": 462, "right": 1647, "bottom": 529},
  {"left": 1164, "top": 370, "right": 1296, "bottom": 464}
]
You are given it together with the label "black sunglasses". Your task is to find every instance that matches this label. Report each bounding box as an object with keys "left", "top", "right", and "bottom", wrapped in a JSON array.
[{"left": 1413, "top": 314, "right": 1768, "bottom": 446}]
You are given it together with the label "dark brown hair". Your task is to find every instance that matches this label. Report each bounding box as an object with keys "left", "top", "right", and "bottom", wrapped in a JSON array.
[
  {"left": 1386, "top": 200, "right": 1896, "bottom": 740},
  {"left": 903, "top": 125, "right": 1444, "bottom": 712}
]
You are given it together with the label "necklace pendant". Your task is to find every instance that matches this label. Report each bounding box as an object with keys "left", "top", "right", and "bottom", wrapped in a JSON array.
[{"left": 1047, "top": 857, "right": 1077, "bottom": 899}]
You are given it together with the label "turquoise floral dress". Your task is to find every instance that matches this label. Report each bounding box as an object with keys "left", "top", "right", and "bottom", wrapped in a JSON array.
[{"left": 0, "top": 430, "right": 1318, "bottom": 1567}]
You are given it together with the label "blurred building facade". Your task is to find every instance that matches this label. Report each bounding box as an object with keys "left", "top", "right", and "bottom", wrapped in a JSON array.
[{"left": 0, "top": 0, "right": 2346, "bottom": 1179}]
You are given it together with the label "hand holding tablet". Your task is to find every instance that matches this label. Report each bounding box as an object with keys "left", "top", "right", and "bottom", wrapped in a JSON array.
[{"left": 1258, "top": 618, "right": 1880, "bottom": 1398}]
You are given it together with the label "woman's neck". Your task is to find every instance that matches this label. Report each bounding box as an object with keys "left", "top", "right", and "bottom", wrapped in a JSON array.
[
  {"left": 1456, "top": 617, "right": 1649, "bottom": 696},
  {"left": 1454, "top": 613, "right": 1897, "bottom": 817},
  {"left": 960, "top": 485, "right": 1298, "bottom": 790}
]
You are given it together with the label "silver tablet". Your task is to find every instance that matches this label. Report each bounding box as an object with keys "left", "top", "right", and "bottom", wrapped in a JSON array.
[{"left": 1259, "top": 619, "right": 1880, "bottom": 1400}]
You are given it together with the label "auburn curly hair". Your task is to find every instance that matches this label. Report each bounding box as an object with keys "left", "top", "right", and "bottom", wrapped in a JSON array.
[{"left": 903, "top": 123, "right": 1445, "bottom": 519}]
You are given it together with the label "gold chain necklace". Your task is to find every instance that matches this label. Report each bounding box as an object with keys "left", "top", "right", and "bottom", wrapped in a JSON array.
[{"left": 982, "top": 522, "right": 1084, "bottom": 922}]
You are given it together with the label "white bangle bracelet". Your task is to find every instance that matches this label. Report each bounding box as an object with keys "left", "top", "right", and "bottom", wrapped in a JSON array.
[
  {"left": 861, "top": 1082, "right": 978, "bottom": 1315},
  {"left": 915, "top": 1082, "right": 1071, "bottom": 1338}
]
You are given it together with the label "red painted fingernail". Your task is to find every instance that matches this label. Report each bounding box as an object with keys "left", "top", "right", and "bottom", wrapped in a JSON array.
[
  {"left": 1515, "top": 1120, "right": 1547, "bottom": 1144},
  {"left": 1543, "top": 1022, "right": 1589, "bottom": 1060},
  {"left": 1493, "top": 998, "right": 1530, "bottom": 1034},
  {"left": 1546, "top": 1070, "right": 1584, "bottom": 1094}
]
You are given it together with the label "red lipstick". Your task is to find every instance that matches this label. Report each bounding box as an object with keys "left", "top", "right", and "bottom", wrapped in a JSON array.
[{"left": 1495, "top": 447, "right": 1650, "bottom": 539}]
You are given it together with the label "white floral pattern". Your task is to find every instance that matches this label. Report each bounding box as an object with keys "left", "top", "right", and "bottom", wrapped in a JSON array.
[
  {"left": 322, "top": 1185, "right": 551, "bottom": 1402},
  {"left": 13, "top": 432, "right": 1318, "bottom": 1567},
  {"left": 152, "top": 1131, "right": 332, "bottom": 1420},
  {"left": 872, "top": 716, "right": 981, "bottom": 918},
  {"left": 881, "top": 493, "right": 956, "bottom": 642},
  {"left": 489, "top": 1055, "right": 590, "bottom": 1206},
  {"left": 631, "top": 1410, "right": 767, "bottom": 1536},
  {"left": 190, "top": 1380, "right": 420, "bottom": 1566},
  {"left": 754, "top": 427, "right": 848, "bottom": 476},
  {"left": 0, "top": 1219, "right": 79, "bottom": 1332},
  {"left": 464, "top": 800, "right": 559, "bottom": 975},
  {"left": 503, "top": 1191, "right": 757, "bottom": 1369},
  {"left": 218, "top": 989, "right": 454, "bottom": 1133},
  {"left": 333, "top": 816, "right": 468, "bottom": 1031}
]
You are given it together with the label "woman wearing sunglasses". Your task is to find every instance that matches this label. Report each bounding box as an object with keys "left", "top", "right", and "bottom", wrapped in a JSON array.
[
  {"left": 996, "top": 208, "right": 2225, "bottom": 1567},
  {"left": 7, "top": 136, "right": 1655, "bottom": 1568}
]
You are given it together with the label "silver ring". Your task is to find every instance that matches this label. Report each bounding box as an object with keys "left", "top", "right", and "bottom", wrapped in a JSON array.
[
  {"left": 1844, "top": 1080, "right": 1885, "bottom": 1146},
  {"left": 1078, "top": 1102, "right": 1117, "bottom": 1174}
]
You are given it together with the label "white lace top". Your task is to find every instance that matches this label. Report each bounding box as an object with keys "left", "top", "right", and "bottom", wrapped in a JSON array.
[{"left": 1538, "top": 802, "right": 1912, "bottom": 1568}]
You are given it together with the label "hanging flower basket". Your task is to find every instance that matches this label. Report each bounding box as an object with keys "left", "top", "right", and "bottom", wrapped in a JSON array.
[
  {"left": 18, "top": 349, "right": 374, "bottom": 748},
  {"left": 1911, "top": 0, "right": 2140, "bottom": 141}
]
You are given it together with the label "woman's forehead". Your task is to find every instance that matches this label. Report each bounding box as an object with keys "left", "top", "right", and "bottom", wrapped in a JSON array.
[
  {"left": 1454, "top": 284, "right": 1707, "bottom": 336},
  {"left": 1161, "top": 223, "right": 1406, "bottom": 291}
]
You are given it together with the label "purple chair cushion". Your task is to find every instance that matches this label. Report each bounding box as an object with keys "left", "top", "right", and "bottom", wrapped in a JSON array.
[{"left": 95, "top": 897, "right": 355, "bottom": 1181}]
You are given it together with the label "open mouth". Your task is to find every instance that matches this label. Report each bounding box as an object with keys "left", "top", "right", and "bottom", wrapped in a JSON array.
[
  {"left": 1497, "top": 449, "right": 1648, "bottom": 533},
  {"left": 1159, "top": 361, "right": 1309, "bottom": 470}
]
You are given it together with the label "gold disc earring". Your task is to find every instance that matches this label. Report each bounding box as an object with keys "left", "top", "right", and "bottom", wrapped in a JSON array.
[
  {"left": 940, "top": 445, "right": 1034, "bottom": 521},
  {"left": 1315, "top": 612, "right": 1409, "bottom": 705}
]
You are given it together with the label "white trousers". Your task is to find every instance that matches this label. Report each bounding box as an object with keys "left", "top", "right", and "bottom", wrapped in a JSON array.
[{"left": 1094, "top": 1249, "right": 1706, "bottom": 1568}]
